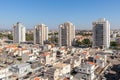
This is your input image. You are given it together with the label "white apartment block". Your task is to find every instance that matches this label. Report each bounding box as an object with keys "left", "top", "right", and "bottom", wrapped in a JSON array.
[
  {"left": 13, "top": 22, "right": 26, "bottom": 43},
  {"left": 59, "top": 22, "right": 75, "bottom": 47},
  {"left": 45, "top": 63, "right": 71, "bottom": 80},
  {"left": 9, "top": 63, "right": 31, "bottom": 78},
  {"left": 0, "top": 67, "right": 12, "bottom": 80},
  {"left": 34, "top": 24, "right": 48, "bottom": 45},
  {"left": 74, "top": 62, "right": 97, "bottom": 80},
  {"left": 92, "top": 18, "right": 110, "bottom": 49}
]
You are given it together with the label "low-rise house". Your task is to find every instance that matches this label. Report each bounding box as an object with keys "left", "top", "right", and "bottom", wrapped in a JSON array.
[
  {"left": 74, "top": 62, "right": 98, "bottom": 80},
  {"left": 80, "top": 51, "right": 90, "bottom": 62},
  {"left": 0, "top": 67, "right": 12, "bottom": 80},
  {"left": 54, "top": 62, "right": 71, "bottom": 75},
  {"left": 22, "top": 52, "right": 37, "bottom": 62},
  {"left": 58, "top": 47, "right": 68, "bottom": 57},
  {"left": 44, "top": 68, "right": 59, "bottom": 80},
  {"left": 4, "top": 45, "right": 18, "bottom": 52},
  {"left": 31, "top": 47, "right": 40, "bottom": 55},
  {"left": 81, "top": 51, "right": 90, "bottom": 59},
  {"left": 44, "top": 63, "right": 71, "bottom": 80},
  {"left": 64, "top": 56, "right": 81, "bottom": 69},
  {"left": 94, "top": 54, "right": 107, "bottom": 68},
  {"left": 9, "top": 63, "right": 31, "bottom": 78},
  {"left": 72, "top": 56, "right": 81, "bottom": 68},
  {"left": 26, "top": 60, "right": 42, "bottom": 69},
  {"left": 11, "top": 48, "right": 30, "bottom": 56},
  {"left": 39, "top": 51, "right": 56, "bottom": 65}
]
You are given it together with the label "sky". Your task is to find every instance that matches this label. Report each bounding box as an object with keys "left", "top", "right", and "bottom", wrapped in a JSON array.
[{"left": 0, "top": 0, "right": 120, "bottom": 30}]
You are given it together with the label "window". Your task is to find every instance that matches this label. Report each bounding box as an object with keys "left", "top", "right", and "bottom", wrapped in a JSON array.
[
  {"left": 88, "top": 70, "right": 90, "bottom": 72},
  {"left": 83, "top": 70, "right": 85, "bottom": 72},
  {"left": 51, "top": 76, "right": 53, "bottom": 78}
]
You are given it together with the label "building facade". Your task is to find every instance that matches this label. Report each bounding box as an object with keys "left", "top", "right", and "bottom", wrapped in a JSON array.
[
  {"left": 13, "top": 22, "right": 26, "bottom": 43},
  {"left": 59, "top": 22, "right": 75, "bottom": 47},
  {"left": 92, "top": 18, "right": 110, "bottom": 49},
  {"left": 9, "top": 63, "right": 31, "bottom": 78},
  {"left": 34, "top": 24, "right": 48, "bottom": 45}
]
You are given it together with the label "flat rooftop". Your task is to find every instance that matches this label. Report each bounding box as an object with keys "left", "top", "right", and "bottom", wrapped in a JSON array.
[{"left": 54, "top": 62, "right": 68, "bottom": 68}]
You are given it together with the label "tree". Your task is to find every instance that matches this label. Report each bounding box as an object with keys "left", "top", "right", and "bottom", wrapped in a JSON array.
[
  {"left": 82, "top": 39, "right": 90, "bottom": 45},
  {"left": 54, "top": 32, "right": 58, "bottom": 35},
  {"left": 75, "top": 40, "right": 82, "bottom": 46},
  {"left": 17, "top": 57, "right": 22, "bottom": 61},
  {"left": 26, "top": 33, "right": 33, "bottom": 41},
  {"left": 8, "top": 34, "right": 13, "bottom": 40},
  {"left": 54, "top": 37, "right": 58, "bottom": 43},
  {"left": 0, "top": 33, "right": 3, "bottom": 38},
  {"left": 48, "top": 36, "right": 58, "bottom": 44},
  {"left": 110, "top": 41, "right": 117, "bottom": 47}
]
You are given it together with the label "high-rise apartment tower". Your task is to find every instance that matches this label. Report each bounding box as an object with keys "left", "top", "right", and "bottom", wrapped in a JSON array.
[
  {"left": 92, "top": 18, "right": 110, "bottom": 49},
  {"left": 34, "top": 24, "right": 48, "bottom": 45},
  {"left": 13, "top": 22, "right": 26, "bottom": 43},
  {"left": 59, "top": 22, "right": 75, "bottom": 47}
]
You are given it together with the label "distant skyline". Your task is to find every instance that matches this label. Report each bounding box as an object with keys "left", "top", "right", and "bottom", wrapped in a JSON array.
[{"left": 0, "top": 0, "right": 120, "bottom": 30}]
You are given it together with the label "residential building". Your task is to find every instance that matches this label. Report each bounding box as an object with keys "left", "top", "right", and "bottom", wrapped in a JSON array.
[
  {"left": 53, "top": 62, "right": 71, "bottom": 75},
  {"left": 92, "top": 18, "right": 110, "bottom": 49},
  {"left": 13, "top": 22, "right": 26, "bottom": 43},
  {"left": 0, "top": 67, "right": 12, "bottom": 80},
  {"left": 44, "top": 63, "right": 71, "bottom": 80},
  {"left": 34, "top": 24, "right": 48, "bottom": 45},
  {"left": 94, "top": 54, "right": 107, "bottom": 68},
  {"left": 80, "top": 51, "right": 90, "bottom": 60},
  {"left": 64, "top": 56, "right": 81, "bottom": 69},
  {"left": 39, "top": 51, "right": 56, "bottom": 65},
  {"left": 74, "top": 62, "right": 97, "bottom": 80},
  {"left": 9, "top": 63, "right": 31, "bottom": 78},
  {"left": 44, "top": 68, "right": 59, "bottom": 80},
  {"left": 58, "top": 22, "right": 75, "bottom": 47}
]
